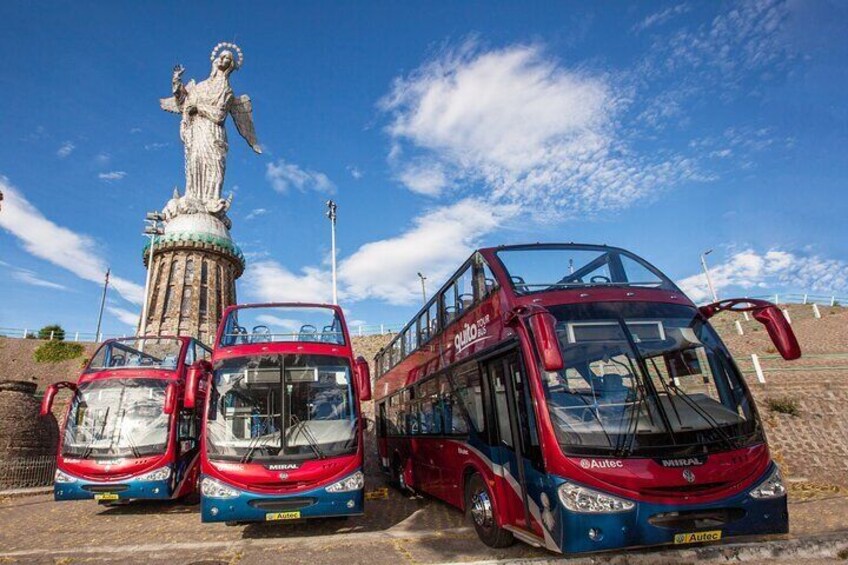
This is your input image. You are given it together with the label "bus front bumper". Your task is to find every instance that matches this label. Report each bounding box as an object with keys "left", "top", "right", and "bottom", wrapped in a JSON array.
[
  {"left": 200, "top": 474, "right": 365, "bottom": 523},
  {"left": 550, "top": 473, "right": 789, "bottom": 554},
  {"left": 53, "top": 471, "right": 174, "bottom": 502}
]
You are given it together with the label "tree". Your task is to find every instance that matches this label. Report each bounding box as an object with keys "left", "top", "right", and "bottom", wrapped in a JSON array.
[{"left": 38, "top": 324, "right": 65, "bottom": 341}]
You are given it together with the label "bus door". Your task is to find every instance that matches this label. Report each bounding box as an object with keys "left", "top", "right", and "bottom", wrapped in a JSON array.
[{"left": 483, "top": 351, "right": 544, "bottom": 538}]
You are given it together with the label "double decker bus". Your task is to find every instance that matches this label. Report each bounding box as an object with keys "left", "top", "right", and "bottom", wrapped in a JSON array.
[
  {"left": 40, "top": 336, "right": 211, "bottom": 504},
  {"left": 185, "top": 303, "right": 372, "bottom": 524},
  {"left": 374, "top": 243, "right": 800, "bottom": 554}
]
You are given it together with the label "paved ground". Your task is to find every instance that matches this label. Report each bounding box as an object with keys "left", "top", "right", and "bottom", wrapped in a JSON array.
[{"left": 1, "top": 475, "right": 846, "bottom": 564}]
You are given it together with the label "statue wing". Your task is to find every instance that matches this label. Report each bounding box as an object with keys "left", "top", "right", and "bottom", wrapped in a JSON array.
[
  {"left": 231, "top": 94, "right": 262, "bottom": 154},
  {"left": 160, "top": 96, "right": 180, "bottom": 113}
]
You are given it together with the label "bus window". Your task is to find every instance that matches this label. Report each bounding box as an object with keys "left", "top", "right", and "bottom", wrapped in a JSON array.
[
  {"left": 404, "top": 326, "right": 417, "bottom": 355},
  {"left": 440, "top": 377, "right": 467, "bottom": 435},
  {"left": 449, "top": 362, "right": 485, "bottom": 435},
  {"left": 443, "top": 281, "right": 460, "bottom": 325},
  {"left": 488, "top": 362, "right": 513, "bottom": 448},
  {"left": 377, "top": 401, "right": 387, "bottom": 438},
  {"left": 474, "top": 257, "right": 498, "bottom": 299},
  {"left": 418, "top": 311, "right": 430, "bottom": 344},
  {"left": 391, "top": 339, "right": 402, "bottom": 367},
  {"left": 418, "top": 377, "right": 441, "bottom": 434},
  {"left": 456, "top": 266, "right": 475, "bottom": 313},
  {"left": 387, "top": 395, "right": 400, "bottom": 436},
  {"left": 427, "top": 300, "right": 440, "bottom": 338}
]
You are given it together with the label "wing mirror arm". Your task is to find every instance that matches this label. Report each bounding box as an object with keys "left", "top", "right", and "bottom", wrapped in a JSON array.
[
  {"left": 699, "top": 298, "right": 801, "bottom": 361},
  {"left": 40, "top": 381, "right": 77, "bottom": 417},
  {"left": 185, "top": 360, "right": 212, "bottom": 410}
]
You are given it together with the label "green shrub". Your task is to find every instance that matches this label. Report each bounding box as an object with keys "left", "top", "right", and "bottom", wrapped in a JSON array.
[
  {"left": 38, "top": 324, "right": 65, "bottom": 341},
  {"left": 34, "top": 340, "right": 84, "bottom": 363},
  {"left": 766, "top": 396, "right": 800, "bottom": 417}
]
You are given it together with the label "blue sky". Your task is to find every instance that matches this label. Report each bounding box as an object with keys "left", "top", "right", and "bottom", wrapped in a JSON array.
[{"left": 1, "top": 0, "right": 846, "bottom": 337}]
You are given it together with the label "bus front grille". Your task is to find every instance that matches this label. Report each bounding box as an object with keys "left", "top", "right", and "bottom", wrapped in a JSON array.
[
  {"left": 248, "top": 497, "right": 317, "bottom": 511},
  {"left": 648, "top": 508, "right": 746, "bottom": 530},
  {"left": 82, "top": 485, "right": 129, "bottom": 493}
]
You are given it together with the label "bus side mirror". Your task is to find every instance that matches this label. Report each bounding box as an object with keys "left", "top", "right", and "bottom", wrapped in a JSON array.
[
  {"left": 355, "top": 356, "right": 372, "bottom": 402},
  {"left": 528, "top": 312, "right": 564, "bottom": 372},
  {"left": 699, "top": 298, "right": 801, "bottom": 361},
  {"left": 40, "top": 381, "right": 76, "bottom": 417},
  {"left": 753, "top": 305, "right": 801, "bottom": 361},
  {"left": 164, "top": 383, "right": 177, "bottom": 415},
  {"left": 185, "top": 360, "right": 212, "bottom": 410}
]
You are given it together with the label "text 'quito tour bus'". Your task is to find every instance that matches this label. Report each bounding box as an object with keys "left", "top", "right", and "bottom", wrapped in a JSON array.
[
  {"left": 40, "top": 336, "right": 212, "bottom": 503},
  {"left": 373, "top": 243, "right": 800, "bottom": 554},
  {"left": 187, "top": 303, "right": 372, "bottom": 524}
]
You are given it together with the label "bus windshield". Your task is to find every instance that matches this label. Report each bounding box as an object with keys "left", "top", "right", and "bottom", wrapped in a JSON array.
[
  {"left": 218, "top": 306, "right": 345, "bottom": 347},
  {"left": 62, "top": 379, "right": 170, "bottom": 459},
  {"left": 87, "top": 338, "right": 183, "bottom": 371},
  {"left": 207, "top": 354, "right": 357, "bottom": 461},
  {"left": 496, "top": 246, "right": 677, "bottom": 295},
  {"left": 540, "top": 302, "right": 761, "bottom": 457}
]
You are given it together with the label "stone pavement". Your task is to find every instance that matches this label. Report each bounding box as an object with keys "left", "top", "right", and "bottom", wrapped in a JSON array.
[{"left": 0, "top": 478, "right": 846, "bottom": 564}]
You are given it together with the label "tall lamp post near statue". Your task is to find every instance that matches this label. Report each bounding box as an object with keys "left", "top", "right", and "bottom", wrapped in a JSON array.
[
  {"left": 700, "top": 249, "right": 719, "bottom": 303},
  {"left": 138, "top": 42, "right": 261, "bottom": 343},
  {"left": 326, "top": 200, "right": 338, "bottom": 305}
]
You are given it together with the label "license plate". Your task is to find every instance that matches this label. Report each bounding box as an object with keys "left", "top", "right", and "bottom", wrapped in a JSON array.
[
  {"left": 94, "top": 493, "right": 119, "bottom": 501},
  {"left": 265, "top": 511, "right": 301, "bottom": 521},
  {"left": 674, "top": 530, "right": 722, "bottom": 544}
]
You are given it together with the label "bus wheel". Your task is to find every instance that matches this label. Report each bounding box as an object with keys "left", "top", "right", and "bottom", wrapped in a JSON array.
[
  {"left": 391, "top": 457, "right": 410, "bottom": 494},
  {"left": 465, "top": 473, "right": 514, "bottom": 548}
]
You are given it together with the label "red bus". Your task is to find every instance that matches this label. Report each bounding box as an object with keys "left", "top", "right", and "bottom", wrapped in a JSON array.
[
  {"left": 186, "top": 303, "right": 372, "bottom": 524},
  {"left": 40, "top": 336, "right": 211, "bottom": 504},
  {"left": 374, "top": 243, "right": 800, "bottom": 554}
]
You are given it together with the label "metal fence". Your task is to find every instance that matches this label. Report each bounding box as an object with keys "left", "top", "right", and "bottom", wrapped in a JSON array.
[{"left": 0, "top": 456, "right": 56, "bottom": 490}]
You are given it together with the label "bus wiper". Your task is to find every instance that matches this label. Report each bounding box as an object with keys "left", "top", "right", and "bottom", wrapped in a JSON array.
[
  {"left": 241, "top": 414, "right": 279, "bottom": 464},
  {"left": 657, "top": 373, "right": 739, "bottom": 451},
  {"left": 82, "top": 407, "right": 110, "bottom": 459},
  {"left": 289, "top": 415, "right": 325, "bottom": 460}
]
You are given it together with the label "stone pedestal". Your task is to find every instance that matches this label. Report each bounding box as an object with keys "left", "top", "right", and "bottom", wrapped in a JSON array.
[{"left": 140, "top": 214, "right": 244, "bottom": 346}]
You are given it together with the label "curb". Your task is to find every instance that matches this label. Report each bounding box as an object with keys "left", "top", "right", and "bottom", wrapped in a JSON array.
[{"left": 0, "top": 486, "right": 52, "bottom": 499}]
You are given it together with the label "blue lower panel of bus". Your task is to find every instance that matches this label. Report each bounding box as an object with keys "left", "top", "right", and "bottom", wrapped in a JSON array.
[
  {"left": 200, "top": 475, "right": 365, "bottom": 523},
  {"left": 54, "top": 476, "right": 173, "bottom": 502},
  {"left": 551, "top": 472, "right": 788, "bottom": 554}
]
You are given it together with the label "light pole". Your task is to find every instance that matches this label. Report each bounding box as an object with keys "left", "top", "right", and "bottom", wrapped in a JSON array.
[
  {"left": 94, "top": 268, "right": 110, "bottom": 342},
  {"left": 326, "top": 200, "right": 338, "bottom": 305},
  {"left": 700, "top": 249, "right": 719, "bottom": 303},
  {"left": 140, "top": 211, "right": 165, "bottom": 337},
  {"left": 417, "top": 272, "right": 427, "bottom": 304}
]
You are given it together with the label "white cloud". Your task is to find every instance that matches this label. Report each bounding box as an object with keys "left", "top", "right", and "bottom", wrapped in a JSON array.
[
  {"left": 266, "top": 159, "right": 335, "bottom": 194},
  {"left": 107, "top": 306, "right": 139, "bottom": 327},
  {"left": 678, "top": 248, "right": 848, "bottom": 303},
  {"left": 144, "top": 142, "right": 169, "bottom": 151},
  {"left": 0, "top": 176, "right": 144, "bottom": 305},
  {"left": 381, "top": 41, "right": 701, "bottom": 220},
  {"left": 348, "top": 166, "right": 364, "bottom": 180},
  {"left": 98, "top": 171, "right": 127, "bottom": 181},
  {"left": 56, "top": 141, "right": 75, "bottom": 158},
  {"left": 632, "top": 3, "right": 692, "bottom": 33},
  {"left": 11, "top": 268, "right": 68, "bottom": 290},
  {"left": 339, "top": 198, "right": 510, "bottom": 305},
  {"left": 243, "top": 261, "right": 335, "bottom": 304},
  {"left": 245, "top": 208, "right": 268, "bottom": 220}
]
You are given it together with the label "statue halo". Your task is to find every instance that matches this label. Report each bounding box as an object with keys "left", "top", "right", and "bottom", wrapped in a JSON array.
[{"left": 210, "top": 42, "right": 244, "bottom": 69}]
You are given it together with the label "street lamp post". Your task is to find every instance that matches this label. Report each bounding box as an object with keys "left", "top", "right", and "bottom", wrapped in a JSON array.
[
  {"left": 417, "top": 272, "right": 427, "bottom": 304},
  {"left": 140, "top": 212, "right": 165, "bottom": 337},
  {"left": 700, "top": 249, "right": 719, "bottom": 303},
  {"left": 326, "top": 200, "right": 338, "bottom": 305},
  {"left": 94, "top": 268, "right": 110, "bottom": 342}
]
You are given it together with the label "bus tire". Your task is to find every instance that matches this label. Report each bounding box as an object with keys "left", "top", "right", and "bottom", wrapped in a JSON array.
[
  {"left": 465, "top": 472, "right": 514, "bottom": 548},
  {"left": 391, "top": 456, "right": 411, "bottom": 494}
]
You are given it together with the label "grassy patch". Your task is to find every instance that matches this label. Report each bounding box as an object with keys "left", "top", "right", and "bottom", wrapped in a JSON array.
[
  {"left": 33, "top": 341, "right": 85, "bottom": 363},
  {"left": 766, "top": 396, "right": 800, "bottom": 417}
]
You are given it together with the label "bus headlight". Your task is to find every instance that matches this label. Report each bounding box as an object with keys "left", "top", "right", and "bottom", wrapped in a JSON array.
[
  {"left": 54, "top": 469, "right": 77, "bottom": 483},
  {"left": 136, "top": 467, "right": 172, "bottom": 482},
  {"left": 749, "top": 466, "right": 786, "bottom": 499},
  {"left": 558, "top": 482, "right": 635, "bottom": 513},
  {"left": 201, "top": 477, "right": 239, "bottom": 499},
  {"left": 325, "top": 471, "right": 364, "bottom": 493}
]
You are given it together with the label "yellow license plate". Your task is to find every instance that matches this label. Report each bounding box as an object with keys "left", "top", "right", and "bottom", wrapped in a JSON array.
[
  {"left": 265, "top": 511, "right": 301, "bottom": 521},
  {"left": 674, "top": 530, "right": 722, "bottom": 544},
  {"left": 94, "top": 493, "right": 119, "bottom": 501}
]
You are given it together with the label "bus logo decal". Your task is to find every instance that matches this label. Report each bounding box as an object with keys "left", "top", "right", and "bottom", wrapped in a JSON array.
[
  {"left": 454, "top": 315, "right": 491, "bottom": 353},
  {"left": 267, "top": 463, "right": 301, "bottom": 471},
  {"left": 658, "top": 456, "right": 707, "bottom": 468},
  {"left": 579, "top": 458, "right": 624, "bottom": 470},
  {"left": 682, "top": 469, "right": 696, "bottom": 483}
]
